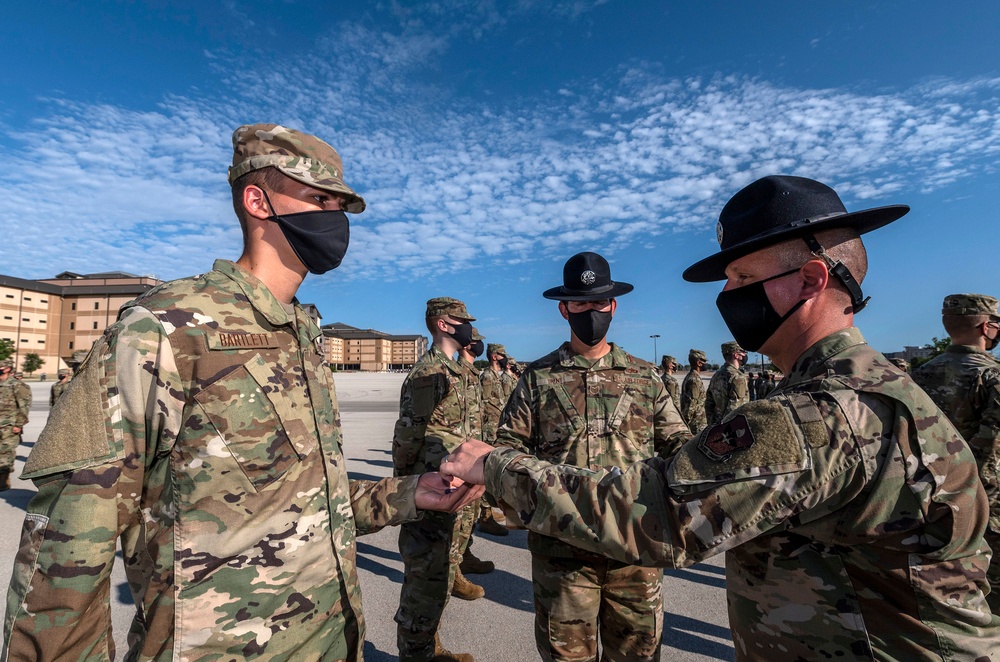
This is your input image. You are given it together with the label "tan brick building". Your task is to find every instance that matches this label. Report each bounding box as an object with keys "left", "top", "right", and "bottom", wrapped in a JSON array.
[
  {"left": 0, "top": 271, "right": 163, "bottom": 374},
  {"left": 321, "top": 322, "right": 427, "bottom": 372}
]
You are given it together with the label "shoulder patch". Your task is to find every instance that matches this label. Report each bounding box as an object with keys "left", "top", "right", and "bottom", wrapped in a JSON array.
[{"left": 669, "top": 397, "right": 809, "bottom": 486}]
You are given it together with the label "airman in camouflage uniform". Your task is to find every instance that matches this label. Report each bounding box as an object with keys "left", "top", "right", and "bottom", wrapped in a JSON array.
[
  {"left": 442, "top": 176, "right": 1000, "bottom": 660},
  {"left": 754, "top": 370, "right": 775, "bottom": 400},
  {"left": 493, "top": 252, "right": 690, "bottom": 662},
  {"left": 0, "top": 358, "right": 30, "bottom": 491},
  {"left": 393, "top": 297, "right": 480, "bottom": 662},
  {"left": 705, "top": 340, "right": 749, "bottom": 426},
  {"left": 477, "top": 342, "right": 510, "bottom": 536},
  {"left": 2, "top": 124, "right": 480, "bottom": 662},
  {"left": 912, "top": 292, "right": 1000, "bottom": 611},
  {"left": 680, "top": 349, "right": 708, "bottom": 434},
  {"left": 658, "top": 354, "right": 681, "bottom": 407},
  {"left": 49, "top": 368, "right": 72, "bottom": 406}
]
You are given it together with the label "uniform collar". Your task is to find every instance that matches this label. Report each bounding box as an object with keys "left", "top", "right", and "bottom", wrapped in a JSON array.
[
  {"left": 429, "top": 344, "right": 463, "bottom": 375},
  {"left": 782, "top": 326, "right": 867, "bottom": 386},
  {"left": 557, "top": 341, "right": 629, "bottom": 370},
  {"left": 947, "top": 344, "right": 992, "bottom": 356},
  {"left": 213, "top": 259, "right": 297, "bottom": 328}
]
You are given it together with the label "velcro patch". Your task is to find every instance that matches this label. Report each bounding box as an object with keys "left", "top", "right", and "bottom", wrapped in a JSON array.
[
  {"left": 698, "top": 415, "right": 755, "bottom": 461},
  {"left": 208, "top": 332, "right": 277, "bottom": 350}
]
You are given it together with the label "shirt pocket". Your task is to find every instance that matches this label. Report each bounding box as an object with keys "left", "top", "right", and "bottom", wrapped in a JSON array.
[
  {"left": 608, "top": 390, "right": 655, "bottom": 454},
  {"left": 194, "top": 354, "right": 308, "bottom": 491}
]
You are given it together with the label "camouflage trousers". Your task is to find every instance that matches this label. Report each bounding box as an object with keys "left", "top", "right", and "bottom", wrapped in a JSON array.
[
  {"left": 451, "top": 497, "right": 481, "bottom": 561},
  {"left": 531, "top": 553, "right": 663, "bottom": 662},
  {"left": 970, "top": 435, "right": 1000, "bottom": 612},
  {"left": 0, "top": 427, "right": 19, "bottom": 470},
  {"left": 396, "top": 503, "right": 476, "bottom": 661}
]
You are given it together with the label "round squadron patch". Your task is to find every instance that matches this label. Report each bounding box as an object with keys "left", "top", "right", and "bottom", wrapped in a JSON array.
[
  {"left": 716, "top": 221, "right": 724, "bottom": 246},
  {"left": 698, "top": 414, "right": 756, "bottom": 462},
  {"left": 581, "top": 270, "right": 597, "bottom": 285}
]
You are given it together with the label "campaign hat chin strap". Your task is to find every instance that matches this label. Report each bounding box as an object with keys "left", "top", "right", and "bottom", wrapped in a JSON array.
[{"left": 802, "top": 234, "right": 869, "bottom": 313}]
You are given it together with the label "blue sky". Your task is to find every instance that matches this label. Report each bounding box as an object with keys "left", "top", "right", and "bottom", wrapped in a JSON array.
[{"left": 2, "top": 1, "right": 999, "bottom": 365}]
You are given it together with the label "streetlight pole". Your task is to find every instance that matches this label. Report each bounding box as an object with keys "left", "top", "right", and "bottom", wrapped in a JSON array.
[{"left": 650, "top": 334, "right": 660, "bottom": 364}]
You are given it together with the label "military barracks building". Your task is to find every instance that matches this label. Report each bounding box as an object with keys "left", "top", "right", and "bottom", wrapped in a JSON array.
[
  {"left": 1, "top": 272, "right": 427, "bottom": 374},
  {"left": 321, "top": 322, "right": 428, "bottom": 372}
]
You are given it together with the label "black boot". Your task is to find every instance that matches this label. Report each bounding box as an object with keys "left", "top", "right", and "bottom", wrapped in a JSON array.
[{"left": 0, "top": 468, "right": 10, "bottom": 492}]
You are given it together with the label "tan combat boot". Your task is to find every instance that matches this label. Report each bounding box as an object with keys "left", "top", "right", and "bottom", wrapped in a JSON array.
[
  {"left": 460, "top": 548, "right": 494, "bottom": 574},
  {"left": 432, "top": 633, "right": 474, "bottom": 661},
  {"left": 450, "top": 568, "right": 485, "bottom": 600},
  {"left": 477, "top": 508, "right": 508, "bottom": 537}
]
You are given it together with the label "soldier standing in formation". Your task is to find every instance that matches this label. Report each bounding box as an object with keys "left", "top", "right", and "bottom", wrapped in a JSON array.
[
  {"left": 755, "top": 370, "right": 775, "bottom": 400},
  {"left": 0, "top": 359, "right": 30, "bottom": 492},
  {"left": 705, "top": 340, "right": 749, "bottom": 426},
  {"left": 3, "top": 124, "right": 481, "bottom": 661},
  {"left": 494, "top": 252, "right": 690, "bottom": 662},
  {"left": 912, "top": 293, "right": 1000, "bottom": 612},
  {"left": 442, "top": 175, "right": 1000, "bottom": 660},
  {"left": 453, "top": 327, "right": 493, "bottom": 598},
  {"left": 49, "top": 368, "right": 71, "bottom": 406},
  {"left": 392, "top": 297, "right": 481, "bottom": 662},
  {"left": 658, "top": 354, "right": 681, "bottom": 407},
  {"left": 476, "top": 343, "right": 510, "bottom": 536},
  {"left": 680, "top": 348, "right": 708, "bottom": 434}
]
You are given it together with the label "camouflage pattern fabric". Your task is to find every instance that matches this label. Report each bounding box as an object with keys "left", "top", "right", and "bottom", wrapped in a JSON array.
[
  {"left": 704, "top": 363, "right": 748, "bottom": 426},
  {"left": 913, "top": 343, "right": 1000, "bottom": 611},
  {"left": 0, "top": 377, "right": 31, "bottom": 470},
  {"left": 483, "top": 328, "right": 1000, "bottom": 660},
  {"left": 479, "top": 366, "right": 507, "bottom": 443},
  {"left": 3, "top": 260, "right": 422, "bottom": 661},
  {"left": 453, "top": 359, "right": 483, "bottom": 563},
  {"left": 494, "top": 342, "right": 687, "bottom": 661},
  {"left": 392, "top": 344, "right": 477, "bottom": 661},
  {"left": 680, "top": 370, "right": 707, "bottom": 434},
  {"left": 754, "top": 377, "right": 773, "bottom": 401},
  {"left": 49, "top": 378, "right": 70, "bottom": 406},
  {"left": 531, "top": 553, "right": 662, "bottom": 662},
  {"left": 660, "top": 372, "right": 680, "bottom": 409}
]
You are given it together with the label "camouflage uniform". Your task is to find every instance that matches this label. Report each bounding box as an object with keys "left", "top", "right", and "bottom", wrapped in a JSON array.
[
  {"left": 754, "top": 372, "right": 774, "bottom": 401},
  {"left": 4, "top": 260, "right": 423, "bottom": 661},
  {"left": 453, "top": 335, "right": 485, "bottom": 571},
  {"left": 680, "top": 350, "right": 707, "bottom": 435},
  {"left": 49, "top": 370, "right": 71, "bottom": 406},
  {"left": 392, "top": 299, "right": 478, "bottom": 661},
  {"left": 482, "top": 328, "right": 1000, "bottom": 660},
  {"left": 0, "top": 365, "right": 31, "bottom": 472},
  {"left": 495, "top": 342, "right": 689, "bottom": 661},
  {"left": 479, "top": 343, "right": 509, "bottom": 444},
  {"left": 705, "top": 343, "right": 749, "bottom": 426},
  {"left": 912, "top": 294, "right": 1000, "bottom": 612},
  {"left": 658, "top": 356, "right": 681, "bottom": 408}
]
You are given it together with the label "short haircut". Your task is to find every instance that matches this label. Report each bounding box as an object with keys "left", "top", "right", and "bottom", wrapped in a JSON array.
[
  {"left": 943, "top": 313, "right": 989, "bottom": 337},
  {"left": 770, "top": 227, "right": 868, "bottom": 306},
  {"left": 230, "top": 166, "right": 290, "bottom": 246}
]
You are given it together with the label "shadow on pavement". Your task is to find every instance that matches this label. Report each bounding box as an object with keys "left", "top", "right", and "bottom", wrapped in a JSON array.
[
  {"left": 664, "top": 565, "right": 727, "bottom": 590},
  {"left": 348, "top": 472, "right": 385, "bottom": 483},
  {"left": 0, "top": 489, "right": 35, "bottom": 510},
  {"left": 362, "top": 640, "right": 395, "bottom": 662},
  {"left": 664, "top": 613, "right": 735, "bottom": 660}
]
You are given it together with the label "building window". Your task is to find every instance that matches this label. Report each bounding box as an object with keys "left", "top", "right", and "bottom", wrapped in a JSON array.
[
  {"left": 39, "top": 319, "right": 46, "bottom": 324},
  {"left": 94, "top": 302, "right": 100, "bottom": 310},
  {"left": 24, "top": 296, "right": 31, "bottom": 301},
  {"left": 71, "top": 302, "right": 76, "bottom": 311},
  {"left": 69, "top": 322, "right": 75, "bottom": 330},
  {"left": 22, "top": 318, "right": 29, "bottom": 322},
  {"left": 69, "top": 342, "right": 74, "bottom": 349},
  {"left": 37, "top": 340, "right": 44, "bottom": 344},
  {"left": 93, "top": 322, "right": 99, "bottom": 330},
  {"left": 20, "top": 339, "right": 27, "bottom": 343},
  {"left": 3, "top": 316, "right": 10, "bottom": 320},
  {"left": 40, "top": 299, "right": 47, "bottom": 303},
  {"left": 4, "top": 294, "right": 12, "bottom": 299}
]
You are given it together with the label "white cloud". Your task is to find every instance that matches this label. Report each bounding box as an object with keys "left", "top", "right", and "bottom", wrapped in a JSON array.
[{"left": 2, "top": 21, "right": 999, "bottom": 283}]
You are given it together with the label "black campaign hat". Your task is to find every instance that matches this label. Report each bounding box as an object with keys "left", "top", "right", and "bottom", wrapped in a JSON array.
[
  {"left": 543, "top": 252, "right": 634, "bottom": 301},
  {"left": 683, "top": 175, "right": 909, "bottom": 283}
]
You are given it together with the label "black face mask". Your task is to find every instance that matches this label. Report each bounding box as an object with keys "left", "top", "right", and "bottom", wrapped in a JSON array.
[
  {"left": 567, "top": 309, "right": 612, "bottom": 347},
  {"left": 469, "top": 340, "right": 485, "bottom": 357},
  {"left": 262, "top": 190, "right": 350, "bottom": 275},
  {"left": 498, "top": 357, "right": 509, "bottom": 370},
  {"left": 715, "top": 268, "right": 806, "bottom": 353},
  {"left": 447, "top": 321, "right": 474, "bottom": 347},
  {"left": 986, "top": 326, "right": 999, "bottom": 352}
]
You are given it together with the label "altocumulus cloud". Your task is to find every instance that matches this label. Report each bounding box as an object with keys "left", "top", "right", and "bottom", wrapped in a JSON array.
[{"left": 2, "top": 26, "right": 998, "bottom": 282}]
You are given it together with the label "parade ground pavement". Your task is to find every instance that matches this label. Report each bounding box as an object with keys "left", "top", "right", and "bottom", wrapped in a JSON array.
[{"left": 0, "top": 374, "right": 733, "bottom": 661}]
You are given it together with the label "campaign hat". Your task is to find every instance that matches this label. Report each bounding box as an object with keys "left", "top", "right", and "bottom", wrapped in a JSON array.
[
  {"left": 543, "top": 252, "right": 633, "bottom": 301},
  {"left": 683, "top": 175, "right": 909, "bottom": 282}
]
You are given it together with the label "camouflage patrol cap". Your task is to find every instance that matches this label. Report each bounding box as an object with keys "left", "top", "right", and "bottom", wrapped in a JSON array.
[
  {"left": 487, "top": 343, "right": 507, "bottom": 357},
  {"left": 890, "top": 358, "right": 909, "bottom": 371},
  {"left": 662, "top": 355, "right": 677, "bottom": 368},
  {"left": 14, "top": 372, "right": 23, "bottom": 378},
  {"left": 941, "top": 293, "right": 1000, "bottom": 320},
  {"left": 228, "top": 123, "right": 366, "bottom": 214},
  {"left": 425, "top": 297, "right": 476, "bottom": 321},
  {"left": 688, "top": 349, "right": 707, "bottom": 363},
  {"left": 471, "top": 326, "right": 484, "bottom": 341},
  {"left": 57, "top": 369, "right": 71, "bottom": 378},
  {"left": 0, "top": 359, "right": 12, "bottom": 370},
  {"left": 721, "top": 341, "right": 745, "bottom": 356}
]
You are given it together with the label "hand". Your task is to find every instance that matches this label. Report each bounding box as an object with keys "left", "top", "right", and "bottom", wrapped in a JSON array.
[
  {"left": 439, "top": 440, "right": 496, "bottom": 485},
  {"left": 11, "top": 427, "right": 20, "bottom": 434},
  {"left": 414, "top": 472, "right": 485, "bottom": 513}
]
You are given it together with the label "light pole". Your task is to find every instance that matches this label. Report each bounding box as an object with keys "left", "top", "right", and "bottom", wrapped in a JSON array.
[{"left": 650, "top": 334, "right": 660, "bottom": 364}]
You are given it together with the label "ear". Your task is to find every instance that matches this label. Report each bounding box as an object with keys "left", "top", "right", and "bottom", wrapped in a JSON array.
[
  {"left": 610, "top": 298, "right": 618, "bottom": 317},
  {"left": 798, "top": 259, "right": 829, "bottom": 300},
  {"left": 558, "top": 302, "right": 570, "bottom": 320},
  {"left": 243, "top": 184, "right": 272, "bottom": 221}
]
